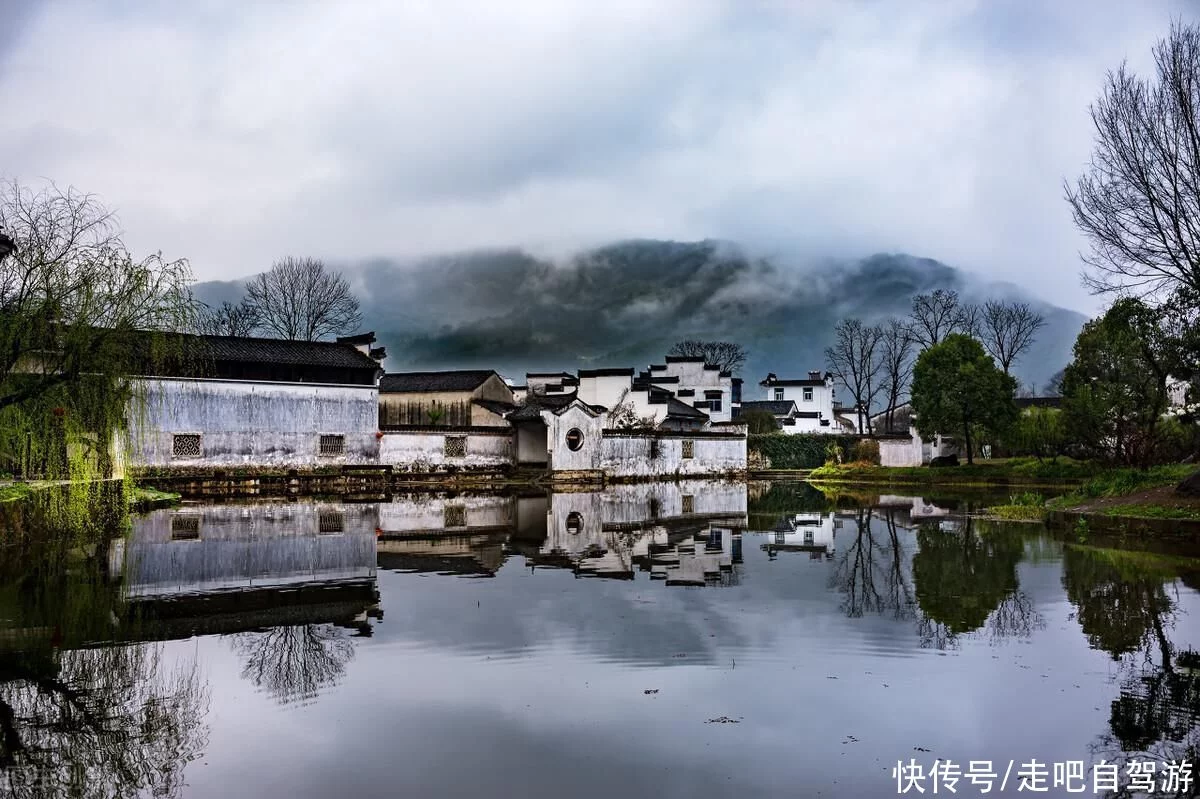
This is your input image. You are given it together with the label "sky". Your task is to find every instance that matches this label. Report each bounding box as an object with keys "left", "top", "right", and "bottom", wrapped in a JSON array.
[{"left": 0, "top": 0, "right": 1191, "bottom": 314}]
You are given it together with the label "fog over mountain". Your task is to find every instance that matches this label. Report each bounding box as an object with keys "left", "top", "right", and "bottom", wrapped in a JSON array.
[{"left": 193, "top": 240, "right": 1086, "bottom": 392}]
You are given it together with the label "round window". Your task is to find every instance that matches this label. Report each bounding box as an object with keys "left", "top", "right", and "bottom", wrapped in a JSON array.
[
  {"left": 565, "top": 428, "right": 585, "bottom": 451},
  {"left": 566, "top": 512, "right": 584, "bottom": 535}
]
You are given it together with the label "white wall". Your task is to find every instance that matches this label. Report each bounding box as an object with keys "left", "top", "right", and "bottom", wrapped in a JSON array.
[
  {"left": 545, "top": 404, "right": 606, "bottom": 471},
  {"left": 129, "top": 378, "right": 379, "bottom": 468},
  {"left": 662, "top": 361, "right": 732, "bottom": 422},
  {"left": 378, "top": 494, "right": 514, "bottom": 533},
  {"left": 576, "top": 374, "right": 635, "bottom": 410},
  {"left": 598, "top": 431, "right": 747, "bottom": 478},
  {"left": 879, "top": 430, "right": 924, "bottom": 467},
  {"left": 379, "top": 429, "right": 513, "bottom": 471}
]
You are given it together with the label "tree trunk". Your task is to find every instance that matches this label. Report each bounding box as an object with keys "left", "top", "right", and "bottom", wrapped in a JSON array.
[{"left": 963, "top": 415, "right": 974, "bottom": 465}]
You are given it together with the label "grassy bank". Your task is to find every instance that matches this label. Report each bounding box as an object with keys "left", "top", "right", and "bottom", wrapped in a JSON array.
[{"left": 807, "top": 457, "right": 1102, "bottom": 488}]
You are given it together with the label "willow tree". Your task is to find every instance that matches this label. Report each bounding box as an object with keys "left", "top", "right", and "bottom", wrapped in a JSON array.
[{"left": 0, "top": 180, "right": 195, "bottom": 479}]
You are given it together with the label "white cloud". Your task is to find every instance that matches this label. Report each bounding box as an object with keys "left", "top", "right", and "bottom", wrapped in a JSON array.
[{"left": 0, "top": 0, "right": 1188, "bottom": 313}]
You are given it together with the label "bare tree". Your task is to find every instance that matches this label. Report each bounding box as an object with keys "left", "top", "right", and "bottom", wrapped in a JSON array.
[
  {"left": 978, "top": 300, "right": 1046, "bottom": 374},
  {"left": 878, "top": 318, "right": 915, "bottom": 433},
  {"left": 908, "top": 289, "right": 963, "bottom": 348},
  {"left": 825, "top": 318, "right": 883, "bottom": 434},
  {"left": 231, "top": 623, "right": 356, "bottom": 706},
  {"left": 667, "top": 340, "right": 747, "bottom": 374},
  {"left": 956, "top": 301, "right": 982, "bottom": 338},
  {"left": 1066, "top": 21, "right": 1200, "bottom": 300},
  {"left": 244, "top": 256, "right": 361, "bottom": 341},
  {"left": 195, "top": 299, "right": 259, "bottom": 337}
]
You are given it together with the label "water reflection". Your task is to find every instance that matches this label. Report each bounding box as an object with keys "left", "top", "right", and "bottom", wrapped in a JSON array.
[{"left": 0, "top": 482, "right": 1198, "bottom": 797}]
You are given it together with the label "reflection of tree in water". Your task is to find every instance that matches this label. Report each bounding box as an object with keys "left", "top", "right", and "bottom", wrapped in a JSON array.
[
  {"left": 1064, "top": 546, "right": 1200, "bottom": 785},
  {"left": 911, "top": 518, "right": 1043, "bottom": 649},
  {"left": 832, "top": 509, "right": 915, "bottom": 620},
  {"left": 232, "top": 624, "right": 357, "bottom": 706},
  {"left": 0, "top": 491, "right": 210, "bottom": 798},
  {"left": 0, "top": 644, "right": 209, "bottom": 798}
]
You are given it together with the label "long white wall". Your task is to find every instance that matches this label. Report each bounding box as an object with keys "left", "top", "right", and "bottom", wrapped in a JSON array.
[
  {"left": 379, "top": 429, "right": 513, "bottom": 471},
  {"left": 129, "top": 378, "right": 379, "bottom": 468}
]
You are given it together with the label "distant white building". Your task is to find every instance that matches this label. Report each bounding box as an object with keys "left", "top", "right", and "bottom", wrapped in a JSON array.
[
  {"left": 755, "top": 371, "right": 856, "bottom": 433},
  {"left": 642, "top": 356, "right": 735, "bottom": 423}
]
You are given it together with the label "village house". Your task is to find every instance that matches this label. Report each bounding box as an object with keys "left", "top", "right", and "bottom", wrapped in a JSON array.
[
  {"left": 126, "top": 331, "right": 384, "bottom": 471},
  {"left": 757, "top": 372, "right": 857, "bottom": 433},
  {"left": 378, "top": 369, "right": 516, "bottom": 427},
  {"left": 641, "top": 356, "right": 735, "bottom": 422},
  {"left": 868, "top": 403, "right": 959, "bottom": 467}
]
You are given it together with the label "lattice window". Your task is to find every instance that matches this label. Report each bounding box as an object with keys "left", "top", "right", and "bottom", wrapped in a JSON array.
[
  {"left": 319, "top": 434, "right": 345, "bottom": 456},
  {"left": 681, "top": 495, "right": 695, "bottom": 514},
  {"left": 444, "top": 505, "right": 466, "bottom": 528},
  {"left": 318, "top": 510, "right": 344, "bottom": 534},
  {"left": 444, "top": 435, "right": 467, "bottom": 457},
  {"left": 171, "top": 515, "right": 201, "bottom": 540},
  {"left": 681, "top": 439, "right": 694, "bottom": 459},
  {"left": 171, "top": 433, "right": 201, "bottom": 459}
]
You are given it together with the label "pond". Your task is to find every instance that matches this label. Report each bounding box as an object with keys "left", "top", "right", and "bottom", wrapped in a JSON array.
[{"left": 1, "top": 480, "right": 1198, "bottom": 798}]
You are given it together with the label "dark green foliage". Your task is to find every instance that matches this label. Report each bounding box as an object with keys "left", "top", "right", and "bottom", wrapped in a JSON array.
[
  {"left": 1005, "top": 407, "right": 1067, "bottom": 461},
  {"left": 747, "top": 434, "right": 859, "bottom": 469},
  {"left": 911, "top": 334, "right": 1019, "bottom": 464},
  {"left": 1060, "top": 299, "right": 1172, "bottom": 465},
  {"left": 849, "top": 438, "right": 880, "bottom": 465},
  {"left": 739, "top": 409, "right": 780, "bottom": 434}
]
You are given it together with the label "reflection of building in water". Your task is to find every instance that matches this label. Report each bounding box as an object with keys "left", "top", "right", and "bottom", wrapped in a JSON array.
[
  {"left": 758, "top": 513, "right": 839, "bottom": 559},
  {"left": 111, "top": 502, "right": 381, "bottom": 638},
  {"left": 872, "top": 496, "right": 953, "bottom": 528},
  {"left": 376, "top": 494, "right": 513, "bottom": 576},
  {"left": 513, "top": 481, "right": 747, "bottom": 585}
]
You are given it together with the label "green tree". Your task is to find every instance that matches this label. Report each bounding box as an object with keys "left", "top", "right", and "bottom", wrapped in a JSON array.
[
  {"left": 0, "top": 180, "right": 194, "bottom": 478},
  {"left": 910, "top": 334, "right": 1018, "bottom": 465},
  {"left": 1006, "top": 407, "right": 1066, "bottom": 462},
  {"left": 739, "top": 409, "right": 780, "bottom": 434},
  {"left": 1060, "top": 299, "right": 1172, "bottom": 465}
]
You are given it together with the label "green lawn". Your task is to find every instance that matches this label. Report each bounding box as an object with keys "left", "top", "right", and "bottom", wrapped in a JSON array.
[{"left": 808, "top": 457, "right": 1103, "bottom": 487}]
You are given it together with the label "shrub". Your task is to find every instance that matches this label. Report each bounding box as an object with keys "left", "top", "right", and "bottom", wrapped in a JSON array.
[
  {"left": 740, "top": 410, "right": 781, "bottom": 434},
  {"left": 850, "top": 439, "right": 880, "bottom": 465},
  {"left": 747, "top": 434, "right": 858, "bottom": 469}
]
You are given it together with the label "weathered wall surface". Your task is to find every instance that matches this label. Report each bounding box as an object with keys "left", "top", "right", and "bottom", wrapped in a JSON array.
[
  {"left": 878, "top": 432, "right": 924, "bottom": 467},
  {"left": 546, "top": 405, "right": 606, "bottom": 472},
  {"left": 378, "top": 428, "right": 513, "bottom": 471},
  {"left": 129, "top": 378, "right": 379, "bottom": 469},
  {"left": 115, "top": 502, "right": 379, "bottom": 598},
  {"left": 598, "top": 431, "right": 747, "bottom": 478}
]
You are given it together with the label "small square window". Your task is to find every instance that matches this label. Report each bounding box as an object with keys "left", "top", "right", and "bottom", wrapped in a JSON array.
[
  {"left": 681, "top": 439, "right": 694, "bottom": 459},
  {"left": 773, "top": 388, "right": 784, "bottom": 401},
  {"left": 710, "top": 399, "right": 722, "bottom": 412},
  {"left": 170, "top": 515, "right": 201, "bottom": 540},
  {"left": 803, "top": 387, "right": 813, "bottom": 402},
  {"left": 319, "top": 434, "right": 345, "bottom": 456},
  {"left": 444, "top": 505, "right": 466, "bottom": 528},
  {"left": 444, "top": 435, "right": 467, "bottom": 458},
  {"left": 681, "top": 495, "right": 695, "bottom": 514},
  {"left": 318, "top": 511, "right": 345, "bottom": 534},
  {"left": 172, "top": 433, "right": 201, "bottom": 459}
]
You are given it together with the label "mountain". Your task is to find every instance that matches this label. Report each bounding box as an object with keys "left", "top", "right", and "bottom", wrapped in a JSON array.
[{"left": 191, "top": 240, "right": 1087, "bottom": 392}]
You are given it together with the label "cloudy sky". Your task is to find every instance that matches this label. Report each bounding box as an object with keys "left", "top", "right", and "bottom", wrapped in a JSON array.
[{"left": 0, "top": 0, "right": 1189, "bottom": 312}]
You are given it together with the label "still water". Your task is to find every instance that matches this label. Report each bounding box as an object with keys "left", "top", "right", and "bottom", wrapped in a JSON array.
[{"left": 1, "top": 481, "right": 1198, "bottom": 798}]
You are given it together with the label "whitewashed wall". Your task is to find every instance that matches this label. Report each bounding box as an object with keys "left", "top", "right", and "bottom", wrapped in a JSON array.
[
  {"left": 879, "top": 430, "right": 924, "bottom": 467},
  {"left": 598, "top": 431, "right": 747, "bottom": 477},
  {"left": 129, "top": 378, "right": 379, "bottom": 468},
  {"left": 379, "top": 429, "right": 513, "bottom": 471},
  {"left": 544, "top": 405, "right": 606, "bottom": 471}
]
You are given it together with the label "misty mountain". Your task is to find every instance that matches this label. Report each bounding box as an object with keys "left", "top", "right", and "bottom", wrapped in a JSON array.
[{"left": 191, "top": 240, "right": 1087, "bottom": 392}]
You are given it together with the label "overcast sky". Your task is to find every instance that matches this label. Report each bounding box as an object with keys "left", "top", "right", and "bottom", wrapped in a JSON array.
[{"left": 0, "top": 0, "right": 1190, "bottom": 313}]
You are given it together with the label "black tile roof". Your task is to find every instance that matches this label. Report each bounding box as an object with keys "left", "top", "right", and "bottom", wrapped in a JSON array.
[
  {"left": 737, "top": 400, "right": 798, "bottom": 416},
  {"left": 665, "top": 397, "right": 709, "bottom": 419},
  {"left": 507, "top": 392, "right": 601, "bottom": 422},
  {"left": 132, "top": 331, "right": 382, "bottom": 384},
  {"left": 577, "top": 367, "right": 635, "bottom": 377},
  {"left": 472, "top": 398, "right": 517, "bottom": 415},
  {"left": 380, "top": 370, "right": 498, "bottom": 393}
]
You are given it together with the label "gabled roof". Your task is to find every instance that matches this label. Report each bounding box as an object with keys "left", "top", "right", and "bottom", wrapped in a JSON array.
[
  {"left": 577, "top": 367, "right": 635, "bottom": 378},
  {"left": 472, "top": 398, "right": 517, "bottom": 416},
  {"left": 148, "top": 332, "right": 382, "bottom": 370},
  {"left": 380, "top": 370, "right": 499, "bottom": 393},
  {"left": 737, "top": 400, "right": 798, "bottom": 416},
  {"left": 665, "top": 396, "right": 709, "bottom": 420},
  {"left": 507, "top": 393, "right": 602, "bottom": 422}
]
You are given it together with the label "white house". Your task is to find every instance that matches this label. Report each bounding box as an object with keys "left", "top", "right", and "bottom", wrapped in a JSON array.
[
  {"left": 643, "top": 357, "right": 735, "bottom": 423},
  {"left": 757, "top": 371, "right": 856, "bottom": 433}
]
